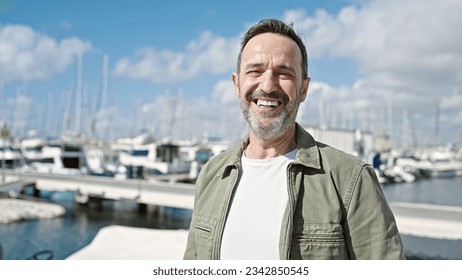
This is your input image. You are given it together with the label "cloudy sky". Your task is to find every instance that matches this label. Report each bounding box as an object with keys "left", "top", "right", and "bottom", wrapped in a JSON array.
[{"left": 0, "top": 0, "right": 461, "bottom": 147}]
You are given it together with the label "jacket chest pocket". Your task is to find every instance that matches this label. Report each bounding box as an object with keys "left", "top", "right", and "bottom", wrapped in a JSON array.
[
  {"left": 193, "top": 215, "right": 218, "bottom": 259},
  {"left": 290, "top": 223, "right": 348, "bottom": 260}
]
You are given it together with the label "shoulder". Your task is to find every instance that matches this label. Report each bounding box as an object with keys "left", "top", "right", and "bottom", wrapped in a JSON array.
[
  {"left": 295, "top": 124, "right": 368, "bottom": 174},
  {"left": 317, "top": 141, "right": 366, "bottom": 169},
  {"left": 295, "top": 123, "right": 368, "bottom": 173},
  {"left": 317, "top": 141, "right": 371, "bottom": 184}
]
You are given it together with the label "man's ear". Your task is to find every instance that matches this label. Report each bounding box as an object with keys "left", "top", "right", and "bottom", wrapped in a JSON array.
[
  {"left": 232, "top": 72, "right": 240, "bottom": 96},
  {"left": 299, "top": 77, "right": 310, "bottom": 102}
]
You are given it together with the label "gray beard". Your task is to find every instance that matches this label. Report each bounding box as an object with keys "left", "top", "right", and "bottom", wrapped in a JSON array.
[{"left": 240, "top": 96, "right": 300, "bottom": 141}]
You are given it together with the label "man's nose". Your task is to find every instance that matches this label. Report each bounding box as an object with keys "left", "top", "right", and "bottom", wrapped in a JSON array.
[{"left": 259, "top": 71, "right": 278, "bottom": 94}]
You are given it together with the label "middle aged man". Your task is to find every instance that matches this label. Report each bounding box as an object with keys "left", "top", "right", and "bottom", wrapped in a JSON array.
[{"left": 184, "top": 18, "right": 405, "bottom": 260}]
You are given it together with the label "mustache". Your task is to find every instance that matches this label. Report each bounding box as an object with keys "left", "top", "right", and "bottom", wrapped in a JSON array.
[{"left": 246, "top": 90, "right": 289, "bottom": 103}]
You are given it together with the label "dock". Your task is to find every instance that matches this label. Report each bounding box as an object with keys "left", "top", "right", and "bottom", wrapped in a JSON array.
[
  {"left": 0, "top": 169, "right": 194, "bottom": 210},
  {"left": 390, "top": 202, "right": 462, "bottom": 240}
]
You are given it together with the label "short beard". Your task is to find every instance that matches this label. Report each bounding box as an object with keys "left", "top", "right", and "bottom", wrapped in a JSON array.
[{"left": 240, "top": 91, "right": 301, "bottom": 141}]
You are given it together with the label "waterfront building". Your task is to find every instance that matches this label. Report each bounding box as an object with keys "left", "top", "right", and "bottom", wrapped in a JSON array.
[{"left": 304, "top": 125, "right": 374, "bottom": 160}]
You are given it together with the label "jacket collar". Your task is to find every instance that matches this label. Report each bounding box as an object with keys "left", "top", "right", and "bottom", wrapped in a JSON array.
[
  {"left": 293, "top": 123, "right": 322, "bottom": 170},
  {"left": 222, "top": 123, "right": 322, "bottom": 173}
]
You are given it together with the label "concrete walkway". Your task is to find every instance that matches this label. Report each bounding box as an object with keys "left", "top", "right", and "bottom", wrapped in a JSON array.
[{"left": 391, "top": 202, "right": 462, "bottom": 240}]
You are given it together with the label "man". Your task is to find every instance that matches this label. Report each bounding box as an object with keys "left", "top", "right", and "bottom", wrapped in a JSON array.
[{"left": 184, "top": 19, "right": 405, "bottom": 260}]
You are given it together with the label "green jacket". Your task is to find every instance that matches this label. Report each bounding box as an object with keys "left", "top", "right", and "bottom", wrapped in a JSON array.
[{"left": 184, "top": 124, "right": 405, "bottom": 260}]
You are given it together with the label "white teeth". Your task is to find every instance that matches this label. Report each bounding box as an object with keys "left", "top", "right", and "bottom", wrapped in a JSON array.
[{"left": 256, "top": 100, "right": 279, "bottom": 107}]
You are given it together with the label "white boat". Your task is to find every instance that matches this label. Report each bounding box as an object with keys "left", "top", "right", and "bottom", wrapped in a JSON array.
[
  {"left": 175, "top": 136, "right": 231, "bottom": 181},
  {"left": 111, "top": 134, "right": 191, "bottom": 177},
  {"left": 393, "top": 148, "right": 462, "bottom": 179},
  {"left": 19, "top": 138, "right": 84, "bottom": 175},
  {"left": 67, "top": 225, "right": 188, "bottom": 260},
  {"left": 0, "top": 139, "right": 22, "bottom": 169},
  {"left": 83, "top": 143, "right": 124, "bottom": 177},
  {"left": 19, "top": 137, "right": 48, "bottom": 163},
  {"left": 383, "top": 165, "right": 416, "bottom": 183},
  {"left": 417, "top": 159, "right": 459, "bottom": 178},
  {"left": 373, "top": 152, "right": 416, "bottom": 184}
]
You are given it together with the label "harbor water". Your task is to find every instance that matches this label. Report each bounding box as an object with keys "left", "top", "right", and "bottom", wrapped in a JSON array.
[
  {"left": 0, "top": 192, "right": 192, "bottom": 260},
  {"left": 0, "top": 177, "right": 461, "bottom": 260},
  {"left": 382, "top": 176, "right": 462, "bottom": 259}
]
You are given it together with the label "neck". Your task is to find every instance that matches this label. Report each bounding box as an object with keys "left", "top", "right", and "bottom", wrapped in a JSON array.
[{"left": 244, "top": 125, "right": 297, "bottom": 159}]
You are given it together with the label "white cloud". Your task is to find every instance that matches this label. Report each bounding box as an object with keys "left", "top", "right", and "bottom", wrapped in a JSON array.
[
  {"left": 113, "top": 31, "right": 240, "bottom": 84},
  {"left": 287, "top": 0, "right": 462, "bottom": 85},
  {"left": 0, "top": 24, "right": 92, "bottom": 82},
  {"left": 284, "top": 0, "right": 462, "bottom": 144}
]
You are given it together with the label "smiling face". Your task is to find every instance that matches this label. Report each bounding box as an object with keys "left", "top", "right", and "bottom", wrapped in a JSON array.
[{"left": 233, "top": 33, "right": 310, "bottom": 141}]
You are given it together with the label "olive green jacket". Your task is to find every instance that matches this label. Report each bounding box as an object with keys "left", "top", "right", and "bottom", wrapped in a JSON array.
[{"left": 184, "top": 124, "right": 405, "bottom": 260}]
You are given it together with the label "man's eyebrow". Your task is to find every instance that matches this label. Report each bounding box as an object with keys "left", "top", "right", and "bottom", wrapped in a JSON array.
[
  {"left": 244, "top": 63, "right": 264, "bottom": 70},
  {"left": 276, "top": 64, "right": 296, "bottom": 72},
  {"left": 244, "top": 63, "right": 297, "bottom": 72}
]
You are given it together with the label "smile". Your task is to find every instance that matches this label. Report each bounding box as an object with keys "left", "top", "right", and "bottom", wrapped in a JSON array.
[{"left": 254, "top": 99, "right": 281, "bottom": 108}]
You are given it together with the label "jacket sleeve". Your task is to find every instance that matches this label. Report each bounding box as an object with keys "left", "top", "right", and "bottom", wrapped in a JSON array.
[
  {"left": 183, "top": 178, "right": 202, "bottom": 260},
  {"left": 183, "top": 221, "right": 197, "bottom": 259},
  {"left": 343, "top": 165, "right": 405, "bottom": 259},
  {"left": 183, "top": 160, "right": 212, "bottom": 259}
]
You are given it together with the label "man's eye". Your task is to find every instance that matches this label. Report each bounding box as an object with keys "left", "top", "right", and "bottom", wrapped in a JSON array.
[
  {"left": 247, "top": 70, "right": 262, "bottom": 76},
  {"left": 278, "top": 72, "right": 292, "bottom": 79}
]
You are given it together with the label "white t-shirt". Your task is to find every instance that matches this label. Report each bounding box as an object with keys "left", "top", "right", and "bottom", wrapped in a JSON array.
[{"left": 220, "top": 149, "right": 297, "bottom": 260}]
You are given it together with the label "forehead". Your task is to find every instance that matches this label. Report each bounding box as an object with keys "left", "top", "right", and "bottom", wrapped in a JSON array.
[{"left": 241, "top": 33, "right": 302, "bottom": 68}]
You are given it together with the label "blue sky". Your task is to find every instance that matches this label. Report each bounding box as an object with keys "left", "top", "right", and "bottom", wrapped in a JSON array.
[{"left": 1, "top": 0, "right": 461, "bottom": 147}]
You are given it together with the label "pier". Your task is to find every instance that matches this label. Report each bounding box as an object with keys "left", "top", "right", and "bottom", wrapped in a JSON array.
[
  {"left": 0, "top": 169, "right": 194, "bottom": 210},
  {"left": 390, "top": 202, "right": 462, "bottom": 240}
]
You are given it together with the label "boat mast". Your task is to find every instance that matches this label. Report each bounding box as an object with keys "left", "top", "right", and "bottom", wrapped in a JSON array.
[
  {"left": 433, "top": 102, "right": 440, "bottom": 147},
  {"left": 90, "top": 54, "right": 109, "bottom": 140},
  {"left": 102, "top": 54, "right": 109, "bottom": 112},
  {"left": 387, "top": 97, "right": 393, "bottom": 145},
  {"left": 0, "top": 82, "right": 4, "bottom": 123},
  {"left": 75, "top": 52, "right": 83, "bottom": 135}
]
